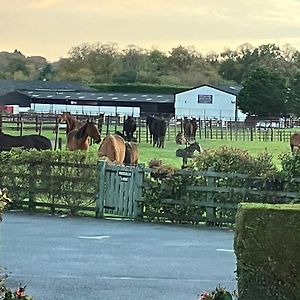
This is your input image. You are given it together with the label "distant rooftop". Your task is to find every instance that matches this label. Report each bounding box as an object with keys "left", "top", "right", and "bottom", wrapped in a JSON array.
[
  {"left": 19, "top": 91, "right": 174, "bottom": 104},
  {"left": 0, "top": 79, "right": 96, "bottom": 96}
]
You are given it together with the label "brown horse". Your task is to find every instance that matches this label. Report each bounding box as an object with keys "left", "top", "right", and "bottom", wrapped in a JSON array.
[
  {"left": 124, "top": 142, "right": 139, "bottom": 165},
  {"left": 183, "top": 119, "right": 194, "bottom": 142},
  {"left": 66, "top": 121, "right": 101, "bottom": 151},
  {"left": 290, "top": 133, "right": 300, "bottom": 152},
  {"left": 59, "top": 112, "right": 85, "bottom": 135},
  {"left": 98, "top": 134, "right": 126, "bottom": 164}
]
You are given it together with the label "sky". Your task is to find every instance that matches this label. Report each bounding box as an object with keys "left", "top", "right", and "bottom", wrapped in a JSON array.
[{"left": 1, "top": 0, "right": 300, "bottom": 62}]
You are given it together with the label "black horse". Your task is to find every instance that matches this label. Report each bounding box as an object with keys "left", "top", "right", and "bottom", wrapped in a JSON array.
[
  {"left": 0, "top": 133, "right": 52, "bottom": 151},
  {"left": 123, "top": 116, "right": 137, "bottom": 141}
]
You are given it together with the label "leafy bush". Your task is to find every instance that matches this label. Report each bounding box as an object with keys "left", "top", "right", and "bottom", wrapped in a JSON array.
[
  {"left": 191, "top": 146, "right": 276, "bottom": 175},
  {"left": 0, "top": 149, "right": 99, "bottom": 214},
  {"left": 198, "top": 285, "right": 238, "bottom": 300},
  {"left": 0, "top": 285, "right": 32, "bottom": 300},
  {"left": 0, "top": 189, "right": 11, "bottom": 220},
  {"left": 142, "top": 147, "right": 285, "bottom": 224},
  {"left": 280, "top": 151, "right": 300, "bottom": 200}
]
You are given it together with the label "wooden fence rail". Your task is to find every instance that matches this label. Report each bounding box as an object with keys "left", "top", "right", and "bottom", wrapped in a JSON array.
[
  {"left": 0, "top": 112, "right": 296, "bottom": 144},
  {"left": 1, "top": 159, "right": 300, "bottom": 225}
]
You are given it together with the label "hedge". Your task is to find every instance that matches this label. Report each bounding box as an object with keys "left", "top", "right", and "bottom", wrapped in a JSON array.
[{"left": 234, "top": 203, "right": 300, "bottom": 300}]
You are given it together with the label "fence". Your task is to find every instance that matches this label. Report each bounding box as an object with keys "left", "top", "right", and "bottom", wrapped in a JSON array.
[
  {"left": 0, "top": 112, "right": 296, "bottom": 147},
  {"left": 1, "top": 158, "right": 299, "bottom": 225}
]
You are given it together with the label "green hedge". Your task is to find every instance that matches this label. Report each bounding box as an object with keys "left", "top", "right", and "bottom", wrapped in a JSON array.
[
  {"left": 142, "top": 147, "right": 282, "bottom": 224},
  {"left": 0, "top": 149, "right": 99, "bottom": 214},
  {"left": 89, "top": 83, "right": 189, "bottom": 94},
  {"left": 234, "top": 203, "right": 300, "bottom": 300}
]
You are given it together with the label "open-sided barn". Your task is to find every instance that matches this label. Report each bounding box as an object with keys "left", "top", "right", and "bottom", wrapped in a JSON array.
[
  {"left": 0, "top": 80, "right": 174, "bottom": 116},
  {"left": 0, "top": 80, "right": 246, "bottom": 120}
]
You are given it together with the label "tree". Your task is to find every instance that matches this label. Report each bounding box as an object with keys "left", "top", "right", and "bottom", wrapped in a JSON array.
[
  {"left": 237, "top": 67, "right": 288, "bottom": 117},
  {"left": 287, "top": 72, "right": 300, "bottom": 117},
  {"left": 167, "top": 46, "right": 193, "bottom": 74}
]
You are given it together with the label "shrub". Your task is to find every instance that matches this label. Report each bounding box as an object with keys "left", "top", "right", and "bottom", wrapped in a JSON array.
[
  {"left": 191, "top": 146, "right": 276, "bottom": 176},
  {"left": 142, "top": 147, "right": 284, "bottom": 224},
  {"left": 235, "top": 203, "right": 300, "bottom": 299},
  {"left": 0, "top": 149, "right": 99, "bottom": 214}
]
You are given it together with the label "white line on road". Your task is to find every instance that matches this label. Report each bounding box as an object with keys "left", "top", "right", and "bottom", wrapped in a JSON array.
[
  {"left": 78, "top": 235, "right": 110, "bottom": 240},
  {"left": 216, "top": 249, "right": 234, "bottom": 253},
  {"left": 11, "top": 273, "right": 236, "bottom": 283}
]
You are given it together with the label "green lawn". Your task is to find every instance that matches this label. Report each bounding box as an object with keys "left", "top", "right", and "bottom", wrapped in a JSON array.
[{"left": 3, "top": 128, "right": 291, "bottom": 169}]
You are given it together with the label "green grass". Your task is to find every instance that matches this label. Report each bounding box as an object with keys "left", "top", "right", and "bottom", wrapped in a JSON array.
[{"left": 3, "top": 127, "right": 291, "bottom": 170}]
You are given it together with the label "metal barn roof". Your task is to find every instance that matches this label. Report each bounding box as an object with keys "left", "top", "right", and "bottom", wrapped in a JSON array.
[{"left": 0, "top": 79, "right": 96, "bottom": 96}]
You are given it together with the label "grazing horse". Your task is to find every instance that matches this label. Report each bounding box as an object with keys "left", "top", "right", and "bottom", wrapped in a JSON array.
[
  {"left": 123, "top": 116, "right": 137, "bottom": 141},
  {"left": 0, "top": 132, "right": 52, "bottom": 151},
  {"left": 59, "top": 112, "right": 85, "bottom": 135},
  {"left": 98, "top": 134, "right": 126, "bottom": 164},
  {"left": 66, "top": 121, "right": 101, "bottom": 151},
  {"left": 124, "top": 142, "right": 139, "bottom": 165},
  {"left": 290, "top": 133, "right": 300, "bottom": 152}
]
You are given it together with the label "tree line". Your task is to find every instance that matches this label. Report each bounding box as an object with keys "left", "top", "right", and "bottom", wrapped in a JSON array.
[{"left": 0, "top": 43, "right": 300, "bottom": 117}]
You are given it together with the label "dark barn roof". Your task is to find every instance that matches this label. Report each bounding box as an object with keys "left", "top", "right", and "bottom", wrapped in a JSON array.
[
  {"left": 0, "top": 90, "right": 175, "bottom": 114},
  {"left": 0, "top": 79, "right": 96, "bottom": 96}
]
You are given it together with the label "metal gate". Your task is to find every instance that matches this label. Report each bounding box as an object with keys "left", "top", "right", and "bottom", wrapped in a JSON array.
[{"left": 96, "top": 161, "right": 144, "bottom": 219}]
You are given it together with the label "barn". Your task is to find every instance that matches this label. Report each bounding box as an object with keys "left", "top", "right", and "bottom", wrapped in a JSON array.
[
  {"left": 0, "top": 80, "right": 174, "bottom": 117},
  {"left": 175, "top": 84, "right": 246, "bottom": 121}
]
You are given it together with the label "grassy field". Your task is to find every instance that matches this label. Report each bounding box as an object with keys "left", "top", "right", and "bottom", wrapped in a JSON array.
[{"left": 3, "top": 127, "right": 291, "bottom": 169}]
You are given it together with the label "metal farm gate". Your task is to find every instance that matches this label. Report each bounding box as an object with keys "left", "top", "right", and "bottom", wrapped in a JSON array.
[{"left": 96, "top": 161, "right": 144, "bottom": 219}]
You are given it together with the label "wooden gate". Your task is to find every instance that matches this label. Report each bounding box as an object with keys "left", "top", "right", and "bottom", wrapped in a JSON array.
[{"left": 96, "top": 161, "right": 144, "bottom": 219}]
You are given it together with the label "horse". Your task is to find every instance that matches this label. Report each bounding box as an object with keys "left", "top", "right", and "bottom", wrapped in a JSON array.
[
  {"left": 183, "top": 119, "right": 194, "bottom": 142},
  {"left": 175, "top": 141, "right": 203, "bottom": 157},
  {"left": 0, "top": 132, "right": 52, "bottom": 151},
  {"left": 146, "top": 116, "right": 166, "bottom": 148},
  {"left": 146, "top": 116, "right": 156, "bottom": 144},
  {"left": 290, "top": 133, "right": 300, "bottom": 152},
  {"left": 66, "top": 120, "right": 101, "bottom": 151},
  {"left": 59, "top": 112, "right": 85, "bottom": 135},
  {"left": 98, "top": 134, "right": 126, "bottom": 164},
  {"left": 124, "top": 142, "right": 138, "bottom": 165},
  {"left": 191, "top": 118, "right": 198, "bottom": 139},
  {"left": 123, "top": 116, "right": 137, "bottom": 141}
]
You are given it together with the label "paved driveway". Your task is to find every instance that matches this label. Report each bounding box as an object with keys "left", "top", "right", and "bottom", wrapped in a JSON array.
[{"left": 1, "top": 212, "right": 236, "bottom": 300}]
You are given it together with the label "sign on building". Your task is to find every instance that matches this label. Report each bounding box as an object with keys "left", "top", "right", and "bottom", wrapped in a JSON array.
[{"left": 198, "top": 95, "right": 213, "bottom": 104}]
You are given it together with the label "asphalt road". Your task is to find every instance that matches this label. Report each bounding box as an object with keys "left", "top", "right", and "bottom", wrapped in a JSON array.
[{"left": 0, "top": 212, "right": 237, "bottom": 300}]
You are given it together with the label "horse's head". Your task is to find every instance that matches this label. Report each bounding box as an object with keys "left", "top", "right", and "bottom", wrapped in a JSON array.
[{"left": 87, "top": 121, "right": 101, "bottom": 144}]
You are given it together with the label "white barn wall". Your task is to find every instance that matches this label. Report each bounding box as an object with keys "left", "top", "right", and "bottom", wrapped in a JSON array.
[{"left": 175, "top": 86, "right": 246, "bottom": 121}]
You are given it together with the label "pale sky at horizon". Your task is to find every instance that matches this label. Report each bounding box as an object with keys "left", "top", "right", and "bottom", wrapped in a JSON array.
[{"left": 1, "top": 0, "right": 300, "bottom": 62}]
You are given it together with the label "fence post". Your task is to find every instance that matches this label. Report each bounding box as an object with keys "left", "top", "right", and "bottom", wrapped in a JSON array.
[
  {"left": 106, "top": 115, "right": 110, "bottom": 135},
  {"left": 133, "top": 163, "right": 144, "bottom": 220},
  {"left": 20, "top": 121, "right": 23, "bottom": 136},
  {"left": 0, "top": 111, "right": 2, "bottom": 133},
  {"left": 28, "top": 163, "right": 37, "bottom": 211},
  {"left": 138, "top": 117, "right": 141, "bottom": 143},
  {"left": 54, "top": 118, "right": 60, "bottom": 150},
  {"left": 206, "top": 166, "right": 216, "bottom": 225},
  {"left": 96, "top": 160, "right": 106, "bottom": 218}
]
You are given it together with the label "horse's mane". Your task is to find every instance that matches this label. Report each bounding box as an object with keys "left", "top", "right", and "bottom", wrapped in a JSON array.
[{"left": 74, "top": 122, "right": 88, "bottom": 139}]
